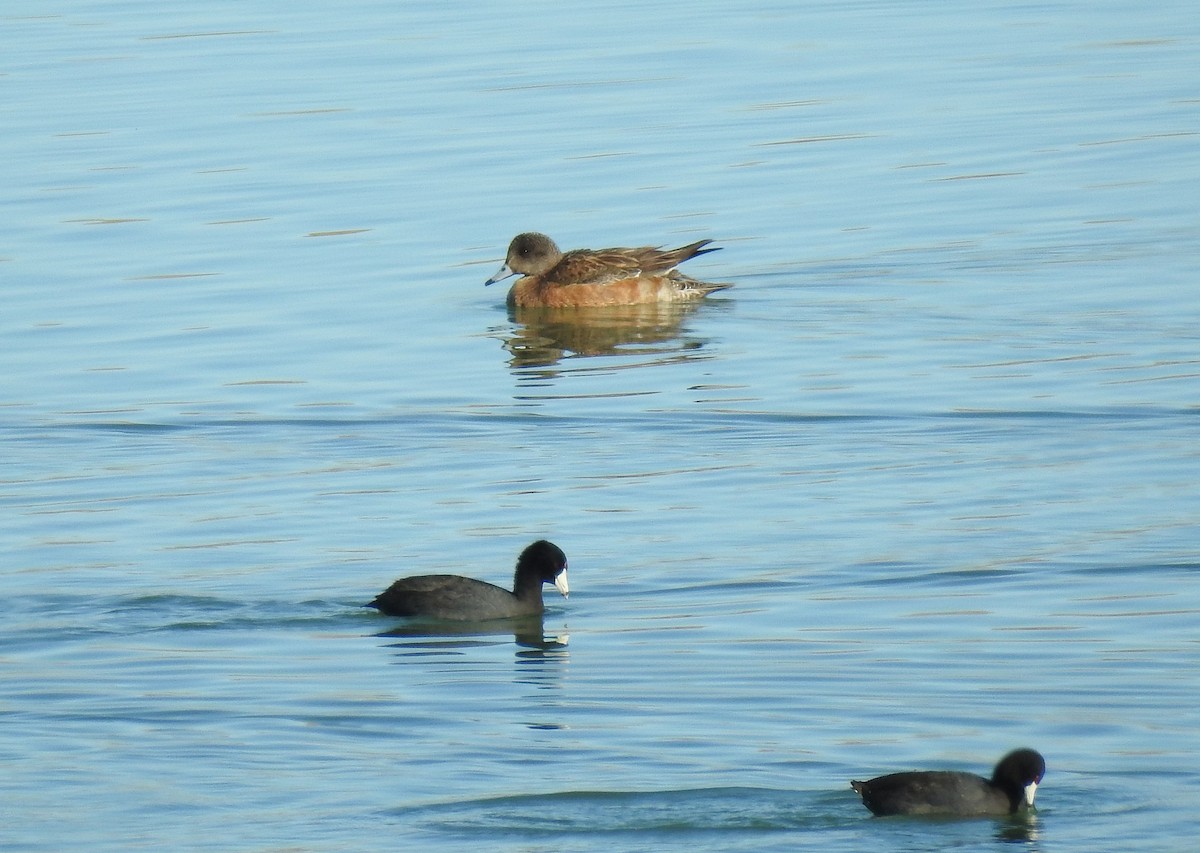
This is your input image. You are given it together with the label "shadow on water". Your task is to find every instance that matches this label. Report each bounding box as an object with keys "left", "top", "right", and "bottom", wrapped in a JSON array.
[
  {"left": 372, "top": 614, "right": 570, "bottom": 653},
  {"left": 499, "top": 301, "right": 730, "bottom": 371},
  {"left": 395, "top": 787, "right": 827, "bottom": 835}
]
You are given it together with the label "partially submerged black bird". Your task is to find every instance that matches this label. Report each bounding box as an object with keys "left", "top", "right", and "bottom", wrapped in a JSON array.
[
  {"left": 851, "top": 748, "right": 1045, "bottom": 817},
  {"left": 367, "top": 540, "right": 568, "bottom": 621}
]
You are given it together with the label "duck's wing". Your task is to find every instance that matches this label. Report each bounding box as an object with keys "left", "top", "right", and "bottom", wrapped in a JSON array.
[
  {"left": 547, "top": 247, "right": 648, "bottom": 285},
  {"left": 640, "top": 240, "right": 720, "bottom": 274}
]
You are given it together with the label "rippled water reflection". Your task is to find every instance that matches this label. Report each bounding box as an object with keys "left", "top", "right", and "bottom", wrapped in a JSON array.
[{"left": 501, "top": 302, "right": 730, "bottom": 373}]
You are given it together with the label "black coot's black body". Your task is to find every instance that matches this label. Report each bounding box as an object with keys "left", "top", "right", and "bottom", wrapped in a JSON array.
[
  {"left": 368, "top": 540, "right": 568, "bottom": 621},
  {"left": 851, "top": 748, "right": 1045, "bottom": 817}
]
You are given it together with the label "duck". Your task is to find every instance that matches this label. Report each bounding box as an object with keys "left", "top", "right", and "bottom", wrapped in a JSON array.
[
  {"left": 850, "top": 748, "right": 1046, "bottom": 817},
  {"left": 367, "top": 540, "right": 569, "bottom": 621},
  {"left": 485, "top": 231, "right": 730, "bottom": 308}
]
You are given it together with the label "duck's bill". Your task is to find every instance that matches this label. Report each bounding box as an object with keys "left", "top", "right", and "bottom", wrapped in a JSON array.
[
  {"left": 485, "top": 263, "right": 515, "bottom": 286},
  {"left": 554, "top": 568, "right": 570, "bottom": 598},
  {"left": 1023, "top": 780, "right": 1038, "bottom": 807}
]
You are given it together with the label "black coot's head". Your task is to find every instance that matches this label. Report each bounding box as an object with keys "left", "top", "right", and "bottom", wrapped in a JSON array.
[
  {"left": 851, "top": 748, "right": 1045, "bottom": 817},
  {"left": 516, "top": 539, "right": 569, "bottom": 597},
  {"left": 991, "top": 748, "right": 1045, "bottom": 809}
]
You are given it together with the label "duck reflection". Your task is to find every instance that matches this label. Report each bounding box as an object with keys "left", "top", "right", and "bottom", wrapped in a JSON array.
[
  {"left": 994, "top": 813, "right": 1041, "bottom": 845},
  {"left": 374, "top": 614, "right": 568, "bottom": 652},
  {"left": 502, "top": 301, "right": 728, "bottom": 371}
]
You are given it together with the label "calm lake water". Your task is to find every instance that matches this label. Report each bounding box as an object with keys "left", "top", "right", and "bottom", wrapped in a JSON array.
[{"left": 3, "top": 1, "right": 1198, "bottom": 851}]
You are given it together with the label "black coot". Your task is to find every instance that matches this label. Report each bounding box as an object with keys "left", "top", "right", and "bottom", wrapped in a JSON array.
[
  {"left": 367, "top": 540, "right": 568, "bottom": 621},
  {"left": 851, "top": 748, "right": 1045, "bottom": 817}
]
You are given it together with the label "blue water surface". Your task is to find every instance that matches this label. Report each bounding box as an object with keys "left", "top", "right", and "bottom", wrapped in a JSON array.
[{"left": 3, "top": 1, "right": 1198, "bottom": 851}]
